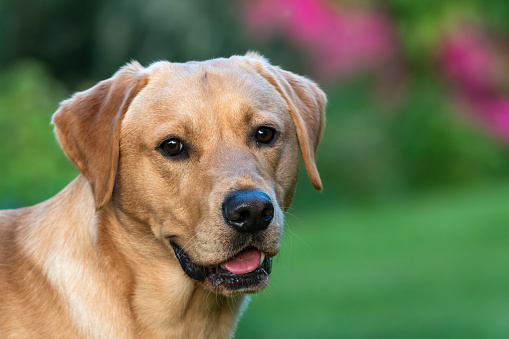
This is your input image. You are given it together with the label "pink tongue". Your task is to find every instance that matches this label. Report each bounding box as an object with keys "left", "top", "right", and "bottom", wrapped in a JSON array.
[{"left": 223, "top": 249, "right": 261, "bottom": 274}]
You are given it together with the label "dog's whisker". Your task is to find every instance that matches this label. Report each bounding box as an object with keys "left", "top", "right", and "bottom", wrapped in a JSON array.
[
  {"left": 282, "top": 211, "right": 304, "bottom": 225},
  {"left": 226, "top": 296, "right": 232, "bottom": 312},
  {"left": 215, "top": 293, "right": 221, "bottom": 309},
  {"left": 181, "top": 237, "right": 202, "bottom": 255},
  {"left": 205, "top": 291, "right": 214, "bottom": 314},
  {"left": 281, "top": 221, "right": 311, "bottom": 250},
  {"left": 182, "top": 233, "right": 199, "bottom": 248},
  {"left": 143, "top": 234, "right": 159, "bottom": 247}
]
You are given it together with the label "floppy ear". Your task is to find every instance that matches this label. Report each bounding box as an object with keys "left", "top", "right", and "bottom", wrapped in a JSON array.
[
  {"left": 52, "top": 62, "right": 149, "bottom": 209},
  {"left": 246, "top": 52, "right": 326, "bottom": 190}
]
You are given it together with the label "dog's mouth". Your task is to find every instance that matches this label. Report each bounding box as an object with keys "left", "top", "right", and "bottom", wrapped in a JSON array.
[{"left": 170, "top": 242, "right": 273, "bottom": 294}]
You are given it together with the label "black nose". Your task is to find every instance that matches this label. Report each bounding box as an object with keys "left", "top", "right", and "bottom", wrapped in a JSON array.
[{"left": 222, "top": 190, "right": 274, "bottom": 234}]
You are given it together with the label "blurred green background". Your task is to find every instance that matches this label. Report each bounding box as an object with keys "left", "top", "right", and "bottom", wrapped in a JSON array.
[{"left": 2, "top": 0, "right": 509, "bottom": 337}]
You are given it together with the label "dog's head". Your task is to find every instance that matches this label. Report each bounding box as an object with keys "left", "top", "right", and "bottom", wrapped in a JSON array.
[{"left": 52, "top": 53, "right": 326, "bottom": 296}]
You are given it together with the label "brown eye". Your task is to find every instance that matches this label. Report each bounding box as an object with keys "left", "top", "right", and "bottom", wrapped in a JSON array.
[
  {"left": 160, "top": 138, "right": 183, "bottom": 156},
  {"left": 255, "top": 126, "right": 277, "bottom": 145}
]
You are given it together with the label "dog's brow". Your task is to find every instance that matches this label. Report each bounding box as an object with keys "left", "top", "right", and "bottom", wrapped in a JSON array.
[
  {"left": 151, "top": 119, "right": 191, "bottom": 142},
  {"left": 242, "top": 105, "right": 255, "bottom": 124}
]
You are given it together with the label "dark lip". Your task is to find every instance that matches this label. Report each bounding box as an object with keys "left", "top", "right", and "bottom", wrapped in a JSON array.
[{"left": 170, "top": 241, "right": 273, "bottom": 286}]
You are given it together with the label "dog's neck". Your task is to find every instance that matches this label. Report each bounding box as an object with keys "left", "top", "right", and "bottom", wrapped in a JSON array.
[{"left": 27, "top": 176, "right": 246, "bottom": 338}]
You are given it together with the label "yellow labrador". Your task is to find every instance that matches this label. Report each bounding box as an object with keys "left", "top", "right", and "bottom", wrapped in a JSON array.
[{"left": 0, "top": 53, "right": 325, "bottom": 338}]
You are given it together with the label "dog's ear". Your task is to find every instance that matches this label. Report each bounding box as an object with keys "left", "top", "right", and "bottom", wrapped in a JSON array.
[
  {"left": 52, "top": 62, "right": 149, "bottom": 209},
  {"left": 246, "top": 52, "right": 326, "bottom": 190}
]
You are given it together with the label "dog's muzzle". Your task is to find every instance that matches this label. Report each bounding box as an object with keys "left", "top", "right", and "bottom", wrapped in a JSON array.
[{"left": 170, "top": 190, "right": 276, "bottom": 293}]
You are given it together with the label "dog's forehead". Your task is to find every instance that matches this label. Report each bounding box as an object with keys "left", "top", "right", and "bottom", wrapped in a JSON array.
[{"left": 126, "top": 59, "right": 289, "bottom": 127}]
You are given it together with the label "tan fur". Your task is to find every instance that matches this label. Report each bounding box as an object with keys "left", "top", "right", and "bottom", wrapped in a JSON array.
[{"left": 0, "top": 53, "right": 326, "bottom": 338}]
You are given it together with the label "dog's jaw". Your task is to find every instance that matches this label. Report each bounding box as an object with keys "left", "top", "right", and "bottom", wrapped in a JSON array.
[{"left": 100, "top": 198, "right": 249, "bottom": 338}]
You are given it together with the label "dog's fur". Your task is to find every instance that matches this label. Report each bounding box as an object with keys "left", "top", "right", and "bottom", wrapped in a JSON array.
[{"left": 0, "top": 53, "right": 325, "bottom": 338}]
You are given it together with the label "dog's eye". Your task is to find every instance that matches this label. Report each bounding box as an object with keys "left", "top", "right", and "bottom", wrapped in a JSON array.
[
  {"left": 160, "top": 138, "right": 184, "bottom": 156},
  {"left": 255, "top": 126, "right": 277, "bottom": 145}
]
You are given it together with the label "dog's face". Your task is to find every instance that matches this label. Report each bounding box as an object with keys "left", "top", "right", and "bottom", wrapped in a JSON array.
[{"left": 52, "top": 54, "right": 325, "bottom": 296}]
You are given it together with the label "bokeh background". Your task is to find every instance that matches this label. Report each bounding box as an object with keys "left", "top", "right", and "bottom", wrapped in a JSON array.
[{"left": 2, "top": 0, "right": 509, "bottom": 337}]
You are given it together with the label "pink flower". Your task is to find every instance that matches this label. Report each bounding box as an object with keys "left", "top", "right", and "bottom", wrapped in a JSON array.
[
  {"left": 242, "top": 0, "right": 398, "bottom": 83},
  {"left": 440, "top": 26, "right": 501, "bottom": 96},
  {"left": 439, "top": 25, "right": 509, "bottom": 143},
  {"left": 472, "top": 98, "right": 509, "bottom": 143}
]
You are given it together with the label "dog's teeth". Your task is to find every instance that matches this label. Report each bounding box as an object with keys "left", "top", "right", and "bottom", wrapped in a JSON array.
[
  {"left": 259, "top": 253, "right": 265, "bottom": 266},
  {"left": 220, "top": 263, "right": 226, "bottom": 270}
]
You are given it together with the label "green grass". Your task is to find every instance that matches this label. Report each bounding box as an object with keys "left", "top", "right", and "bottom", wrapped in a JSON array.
[{"left": 235, "top": 182, "right": 509, "bottom": 338}]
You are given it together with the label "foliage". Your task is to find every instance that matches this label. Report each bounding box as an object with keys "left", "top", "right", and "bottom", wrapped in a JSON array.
[
  {"left": 0, "top": 61, "right": 77, "bottom": 208},
  {"left": 292, "top": 76, "right": 509, "bottom": 205},
  {"left": 0, "top": 0, "right": 253, "bottom": 88}
]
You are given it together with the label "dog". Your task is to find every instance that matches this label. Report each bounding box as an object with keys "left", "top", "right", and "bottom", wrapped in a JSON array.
[{"left": 0, "top": 52, "right": 325, "bottom": 338}]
